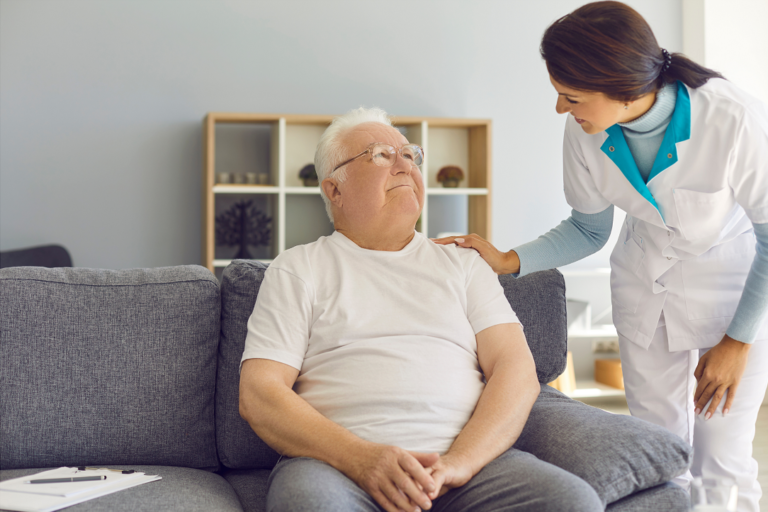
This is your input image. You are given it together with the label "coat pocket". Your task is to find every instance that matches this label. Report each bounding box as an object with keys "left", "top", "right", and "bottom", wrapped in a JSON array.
[{"left": 673, "top": 187, "right": 736, "bottom": 241}]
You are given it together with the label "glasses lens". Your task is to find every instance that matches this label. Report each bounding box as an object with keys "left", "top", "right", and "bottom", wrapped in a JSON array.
[
  {"left": 402, "top": 145, "right": 423, "bottom": 166},
  {"left": 371, "top": 144, "right": 396, "bottom": 166}
]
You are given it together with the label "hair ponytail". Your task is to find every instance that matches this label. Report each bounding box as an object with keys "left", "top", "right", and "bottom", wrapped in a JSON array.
[
  {"left": 540, "top": 1, "right": 724, "bottom": 102},
  {"left": 661, "top": 52, "right": 724, "bottom": 89}
]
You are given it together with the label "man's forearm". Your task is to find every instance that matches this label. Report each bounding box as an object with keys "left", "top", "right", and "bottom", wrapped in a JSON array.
[
  {"left": 240, "top": 360, "right": 369, "bottom": 474},
  {"left": 444, "top": 343, "right": 540, "bottom": 477}
]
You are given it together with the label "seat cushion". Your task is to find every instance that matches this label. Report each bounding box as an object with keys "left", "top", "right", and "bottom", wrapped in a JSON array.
[
  {"left": 221, "top": 468, "right": 271, "bottom": 512},
  {"left": 498, "top": 271, "right": 568, "bottom": 384},
  {"left": 0, "top": 266, "right": 221, "bottom": 470},
  {"left": 216, "top": 261, "right": 280, "bottom": 470},
  {"left": 0, "top": 466, "right": 243, "bottom": 511},
  {"left": 605, "top": 482, "right": 689, "bottom": 511},
  {"left": 513, "top": 385, "right": 693, "bottom": 506}
]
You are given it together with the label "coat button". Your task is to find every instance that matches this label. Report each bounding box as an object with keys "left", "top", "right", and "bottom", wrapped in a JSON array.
[
  {"left": 609, "top": 146, "right": 615, "bottom": 152},
  {"left": 667, "top": 153, "right": 673, "bottom": 159}
]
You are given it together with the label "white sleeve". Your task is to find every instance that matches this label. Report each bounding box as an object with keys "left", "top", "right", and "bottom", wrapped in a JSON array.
[
  {"left": 240, "top": 266, "right": 312, "bottom": 372},
  {"left": 562, "top": 117, "right": 612, "bottom": 214},
  {"left": 729, "top": 103, "right": 768, "bottom": 224},
  {"left": 464, "top": 251, "right": 521, "bottom": 334}
]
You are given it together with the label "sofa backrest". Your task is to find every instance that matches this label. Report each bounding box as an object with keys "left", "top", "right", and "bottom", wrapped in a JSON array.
[
  {"left": 216, "top": 260, "right": 568, "bottom": 470},
  {"left": 0, "top": 265, "right": 221, "bottom": 471}
]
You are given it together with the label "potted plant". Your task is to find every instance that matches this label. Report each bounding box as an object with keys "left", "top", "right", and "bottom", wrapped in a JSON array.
[
  {"left": 299, "top": 164, "right": 319, "bottom": 187},
  {"left": 437, "top": 165, "right": 464, "bottom": 188}
]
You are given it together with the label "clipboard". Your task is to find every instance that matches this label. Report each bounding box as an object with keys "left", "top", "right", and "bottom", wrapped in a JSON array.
[{"left": 0, "top": 467, "right": 161, "bottom": 512}]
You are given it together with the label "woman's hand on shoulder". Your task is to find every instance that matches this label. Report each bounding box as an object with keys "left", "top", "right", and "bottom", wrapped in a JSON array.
[{"left": 430, "top": 234, "right": 521, "bottom": 275}]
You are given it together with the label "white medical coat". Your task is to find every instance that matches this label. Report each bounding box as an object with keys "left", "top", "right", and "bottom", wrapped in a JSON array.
[{"left": 563, "top": 80, "right": 768, "bottom": 351}]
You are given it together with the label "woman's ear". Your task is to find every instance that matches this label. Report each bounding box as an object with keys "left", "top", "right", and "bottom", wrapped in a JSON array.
[{"left": 322, "top": 178, "right": 342, "bottom": 208}]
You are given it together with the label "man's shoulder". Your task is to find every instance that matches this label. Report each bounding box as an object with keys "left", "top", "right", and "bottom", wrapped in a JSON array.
[
  {"left": 268, "top": 234, "right": 335, "bottom": 280},
  {"left": 419, "top": 236, "right": 484, "bottom": 273}
]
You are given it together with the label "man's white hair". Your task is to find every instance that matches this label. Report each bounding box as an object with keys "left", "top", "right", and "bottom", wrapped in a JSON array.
[{"left": 315, "top": 107, "right": 393, "bottom": 222}]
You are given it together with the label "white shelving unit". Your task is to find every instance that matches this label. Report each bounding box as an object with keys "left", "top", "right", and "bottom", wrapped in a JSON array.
[
  {"left": 561, "top": 269, "right": 625, "bottom": 400},
  {"left": 203, "top": 113, "right": 493, "bottom": 274}
]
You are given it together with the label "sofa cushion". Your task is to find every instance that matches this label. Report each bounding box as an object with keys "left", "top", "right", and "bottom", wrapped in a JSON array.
[
  {"left": 0, "top": 266, "right": 220, "bottom": 470},
  {"left": 513, "top": 385, "right": 693, "bottom": 506},
  {"left": 0, "top": 466, "right": 243, "bottom": 511},
  {"left": 605, "top": 482, "right": 689, "bottom": 511},
  {"left": 221, "top": 468, "right": 271, "bottom": 512},
  {"left": 216, "top": 261, "right": 280, "bottom": 469},
  {"left": 499, "top": 271, "right": 568, "bottom": 384}
]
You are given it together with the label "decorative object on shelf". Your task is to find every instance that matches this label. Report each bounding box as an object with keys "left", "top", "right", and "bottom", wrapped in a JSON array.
[
  {"left": 233, "top": 173, "right": 246, "bottom": 184},
  {"left": 215, "top": 200, "right": 272, "bottom": 259},
  {"left": 595, "top": 359, "right": 624, "bottom": 389},
  {"left": 245, "top": 173, "right": 258, "bottom": 184},
  {"left": 258, "top": 173, "right": 270, "bottom": 185},
  {"left": 216, "top": 172, "right": 233, "bottom": 184},
  {"left": 299, "top": 164, "right": 319, "bottom": 187},
  {"left": 437, "top": 165, "right": 464, "bottom": 188}
]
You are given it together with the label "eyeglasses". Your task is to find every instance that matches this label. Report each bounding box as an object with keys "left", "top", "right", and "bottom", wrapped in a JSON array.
[{"left": 331, "top": 143, "right": 424, "bottom": 174}]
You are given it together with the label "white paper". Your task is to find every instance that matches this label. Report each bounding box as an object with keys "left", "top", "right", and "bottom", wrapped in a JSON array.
[{"left": 0, "top": 467, "right": 161, "bottom": 512}]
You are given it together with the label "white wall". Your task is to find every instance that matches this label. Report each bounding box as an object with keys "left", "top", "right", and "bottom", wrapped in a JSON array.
[
  {"left": 683, "top": 0, "right": 768, "bottom": 102},
  {"left": 0, "top": 0, "right": 682, "bottom": 269}
]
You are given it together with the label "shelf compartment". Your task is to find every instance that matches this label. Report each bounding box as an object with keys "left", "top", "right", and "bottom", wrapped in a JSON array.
[
  {"left": 284, "top": 194, "right": 334, "bottom": 251},
  {"left": 214, "top": 185, "right": 279, "bottom": 194},
  {"left": 285, "top": 186, "right": 322, "bottom": 195}
]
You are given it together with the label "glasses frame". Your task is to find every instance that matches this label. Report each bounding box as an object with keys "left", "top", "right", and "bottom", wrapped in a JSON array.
[{"left": 331, "top": 142, "right": 424, "bottom": 175}]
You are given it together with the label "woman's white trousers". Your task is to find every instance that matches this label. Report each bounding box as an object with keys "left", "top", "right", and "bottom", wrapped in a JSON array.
[{"left": 619, "top": 318, "right": 768, "bottom": 512}]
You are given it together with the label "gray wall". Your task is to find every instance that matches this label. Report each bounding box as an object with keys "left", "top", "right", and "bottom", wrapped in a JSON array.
[{"left": 0, "top": 0, "right": 682, "bottom": 269}]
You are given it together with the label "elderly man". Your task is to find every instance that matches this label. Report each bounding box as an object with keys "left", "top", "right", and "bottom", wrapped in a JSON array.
[{"left": 239, "top": 108, "right": 602, "bottom": 512}]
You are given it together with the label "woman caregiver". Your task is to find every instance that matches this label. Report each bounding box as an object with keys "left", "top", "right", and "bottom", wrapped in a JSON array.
[{"left": 434, "top": 2, "right": 768, "bottom": 510}]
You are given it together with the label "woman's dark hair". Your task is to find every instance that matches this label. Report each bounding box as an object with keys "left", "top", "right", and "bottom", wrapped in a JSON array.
[{"left": 541, "top": 1, "right": 724, "bottom": 101}]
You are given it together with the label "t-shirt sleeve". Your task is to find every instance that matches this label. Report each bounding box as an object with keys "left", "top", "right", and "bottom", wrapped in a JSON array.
[
  {"left": 463, "top": 251, "right": 521, "bottom": 334},
  {"left": 240, "top": 266, "right": 312, "bottom": 372},
  {"left": 729, "top": 104, "right": 768, "bottom": 224},
  {"left": 562, "top": 116, "right": 613, "bottom": 215}
]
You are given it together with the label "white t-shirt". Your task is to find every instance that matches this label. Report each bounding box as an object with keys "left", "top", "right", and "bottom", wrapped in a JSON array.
[{"left": 241, "top": 231, "right": 520, "bottom": 454}]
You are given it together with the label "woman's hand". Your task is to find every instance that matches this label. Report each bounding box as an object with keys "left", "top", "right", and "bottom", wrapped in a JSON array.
[
  {"left": 693, "top": 335, "right": 752, "bottom": 419},
  {"left": 430, "top": 234, "right": 520, "bottom": 275}
]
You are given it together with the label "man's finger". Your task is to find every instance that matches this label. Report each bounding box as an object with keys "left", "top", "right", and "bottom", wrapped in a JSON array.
[
  {"left": 401, "top": 453, "right": 437, "bottom": 493},
  {"left": 380, "top": 479, "right": 421, "bottom": 512},
  {"left": 370, "top": 488, "right": 406, "bottom": 512}
]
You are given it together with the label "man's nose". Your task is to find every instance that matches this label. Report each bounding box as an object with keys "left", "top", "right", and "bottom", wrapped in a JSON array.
[
  {"left": 555, "top": 97, "right": 570, "bottom": 115},
  {"left": 390, "top": 153, "right": 412, "bottom": 175}
]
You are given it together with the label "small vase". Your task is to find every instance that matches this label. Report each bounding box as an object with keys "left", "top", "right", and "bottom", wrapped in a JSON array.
[
  {"left": 442, "top": 178, "right": 460, "bottom": 188},
  {"left": 303, "top": 178, "right": 319, "bottom": 187}
]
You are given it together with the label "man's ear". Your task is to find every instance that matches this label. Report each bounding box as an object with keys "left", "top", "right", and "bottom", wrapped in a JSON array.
[{"left": 322, "top": 178, "right": 342, "bottom": 209}]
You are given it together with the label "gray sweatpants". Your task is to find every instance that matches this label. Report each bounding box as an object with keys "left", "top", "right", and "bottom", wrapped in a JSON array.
[{"left": 266, "top": 447, "right": 603, "bottom": 512}]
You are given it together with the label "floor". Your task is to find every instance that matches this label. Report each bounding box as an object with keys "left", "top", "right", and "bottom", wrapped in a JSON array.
[{"left": 580, "top": 397, "right": 768, "bottom": 508}]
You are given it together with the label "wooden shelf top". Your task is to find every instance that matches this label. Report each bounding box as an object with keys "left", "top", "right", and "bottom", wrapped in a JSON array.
[{"left": 206, "top": 112, "right": 491, "bottom": 127}]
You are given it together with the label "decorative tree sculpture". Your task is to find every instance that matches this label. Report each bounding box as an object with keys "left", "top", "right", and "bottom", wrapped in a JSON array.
[{"left": 215, "top": 200, "right": 272, "bottom": 259}]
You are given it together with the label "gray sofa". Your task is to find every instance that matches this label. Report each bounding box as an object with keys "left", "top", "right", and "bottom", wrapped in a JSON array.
[{"left": 0, "top": 261, "right": 692, "bottom": 511}]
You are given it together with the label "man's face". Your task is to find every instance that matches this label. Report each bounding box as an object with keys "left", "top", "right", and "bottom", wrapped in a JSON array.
[{"left": 332, "top": 122, "right": 425, "bottom": 226}]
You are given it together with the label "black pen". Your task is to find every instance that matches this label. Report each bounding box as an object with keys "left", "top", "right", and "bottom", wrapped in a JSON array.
[{"left": 27, "top": 476, "right": 107, "bottom": 484}]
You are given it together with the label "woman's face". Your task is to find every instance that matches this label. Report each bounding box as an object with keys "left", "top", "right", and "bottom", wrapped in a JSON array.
[{"left": 550, "top": 76, "right": 629, "bottom": 135}]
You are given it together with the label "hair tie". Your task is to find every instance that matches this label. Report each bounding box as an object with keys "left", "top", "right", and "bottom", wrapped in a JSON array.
[{"left": 660, "top": 48, "right": 672, "bottom": 75}]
